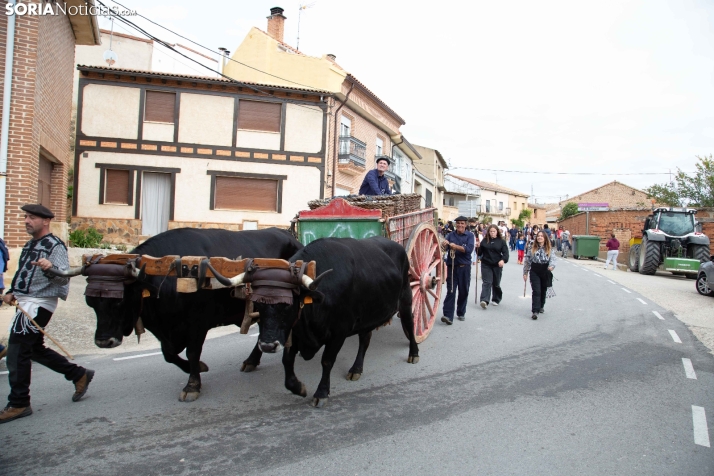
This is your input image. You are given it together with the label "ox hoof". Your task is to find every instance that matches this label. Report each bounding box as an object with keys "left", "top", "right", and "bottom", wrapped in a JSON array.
[
  {"left": 179, "top": 390, "right": 201, "bottom": 402},
  {"left": 241, "top": 362, "right": 258, "bottom": 372},
  {"left": 199, "top": 361, "right": 209, "bottom": 373},
  {"left": 311, "top": 397, "right": 328, "bottom": 408},
  {"left": 407, "top": 355, "right": 419, "bottom": 364},
  {"left": 346, "top": 372, "right": 362, "bottom": 381}
]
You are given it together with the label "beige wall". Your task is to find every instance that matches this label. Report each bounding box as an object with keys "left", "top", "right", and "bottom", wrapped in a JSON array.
[
  {"left": 75, "top": 151, "right": 321, "bottom": 226},
  {"left": 143, "top": 122, "right": 174, "bottom": 142},
  {"left": 236, "top": 130, "right": 280, "bottom": 150},
  {"left": 284, "top": 104, "right": 322, "bottom": 153},
  {"left": 81, "top": 84, "right": 140, "bottom": 138},
  {"left": 178, "top": 93, "right": 233, "bottom": 146},
  {"left": 74, "top": 31, "right": 153, "bottom": 71}
]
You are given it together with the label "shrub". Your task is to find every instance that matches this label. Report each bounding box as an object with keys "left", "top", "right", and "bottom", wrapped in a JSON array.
[{"left": 69, "top": 227, "right": 103, "bottom": 248}]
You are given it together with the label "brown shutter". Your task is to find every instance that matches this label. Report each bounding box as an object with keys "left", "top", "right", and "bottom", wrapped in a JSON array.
[
  {"left": 38, "top": 157, "right": 53, "bottom": 208},
  {"left": 237, "top": 100, "right": 281, "bottom": 133},
  {"left": 144, "top": 91, "right": 176, "bottom": 123},
  {"left": 215, "top": 176, "right": 277, "bottom": 211},
  {"left": 105, "top": 169, "right": 130, "bottom": 204}
]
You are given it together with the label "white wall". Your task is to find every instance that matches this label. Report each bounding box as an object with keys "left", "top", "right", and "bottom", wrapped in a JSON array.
[
  {"left": 81, "top": 84, "right": 140, "bottom": 139},
  {"left": 284, "top": 104, "right": 322, "bottom": 153},
  {"left": 178, "top": 93, "right": 234, "bottom": 146}
]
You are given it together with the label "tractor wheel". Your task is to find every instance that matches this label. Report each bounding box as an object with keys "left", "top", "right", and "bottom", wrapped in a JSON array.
[
  {"left": 628, "top": 245, "right": 640, "bottom": 272},
  {"left": 691, "top": 244, "right": 711, "bottom": 264},
  {"left": 638, "top": 236, "right": 661, "bottom": 275}
]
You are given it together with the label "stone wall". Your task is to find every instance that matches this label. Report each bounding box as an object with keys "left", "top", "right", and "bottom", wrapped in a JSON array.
[{"left": 71, "top": 217, "right": 287, "bottom": 246}]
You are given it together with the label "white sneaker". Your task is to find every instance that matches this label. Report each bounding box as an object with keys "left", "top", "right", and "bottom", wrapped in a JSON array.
[{"left": 480, "top": 301, "right": 487, "bottom": 309}]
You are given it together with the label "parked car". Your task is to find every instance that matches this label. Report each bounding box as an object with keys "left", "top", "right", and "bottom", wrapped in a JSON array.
[{"left": 695, "top": 258, "right": 714, "bottom": 297}]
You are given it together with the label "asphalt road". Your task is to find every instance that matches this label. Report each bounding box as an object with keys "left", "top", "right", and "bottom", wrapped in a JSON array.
[{"left": 1, "top": 256, "right": 712, "bottom": 475}]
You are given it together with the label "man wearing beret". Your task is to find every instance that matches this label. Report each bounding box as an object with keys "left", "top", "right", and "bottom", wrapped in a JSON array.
[
  {"left": 358, "top": 157, "right": 392, "bottom": 196},
  {"left": 441, "top": 216, "right": 476, "bottom": 325},
  {"left": 0, "top": 205, "right": 94, "bottom": 424}
]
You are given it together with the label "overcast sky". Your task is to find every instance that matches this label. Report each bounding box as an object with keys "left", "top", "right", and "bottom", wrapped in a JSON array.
[{"left": 99, "top": 0, "right": 713, "bottom": 203}]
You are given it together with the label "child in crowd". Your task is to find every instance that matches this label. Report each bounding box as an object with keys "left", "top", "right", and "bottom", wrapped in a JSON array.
[{"left": 516, "top": 232, "right": 527, "bottom": 265}]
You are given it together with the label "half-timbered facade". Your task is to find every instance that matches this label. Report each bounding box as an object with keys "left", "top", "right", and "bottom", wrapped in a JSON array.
[{"left": 72, "top": 66, "right": 328, "bottom": 244}]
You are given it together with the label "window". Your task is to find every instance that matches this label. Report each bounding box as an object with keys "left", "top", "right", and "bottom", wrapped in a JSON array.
[
  {"left": 38, "top": 156, "right": 53, "bottom": 209},
  {"left": 105, "top": 169, "right": 131, "bottom": 204},
  {"left": 340, "top": 116, "right": 351, "bottom": 137},
  {"left": 485, "top": 200, "right": 491, "bottom": 213},
  {"left": 449, "top": 197, "right": 455, "bottom": 206},
  {"left": 144, "top": 91, "right": 176, "bottom": 123},
  {"left": 514, "top": 201, "right": 517, "bottom": 211},
  {"left": 499, "top": 201, "right": 504, "bottom": 211},
  {"left": 425, "top": 189, "right": 432, "bottom": 207},
  {"left": 238, "top": 100, "right": 281, "bottom": 132},
  {"left": 376, "top": 137, "right": 384, "bottom": 157},
  {"left": 208, "top": 171, "right": 287, "bottom": 212}
]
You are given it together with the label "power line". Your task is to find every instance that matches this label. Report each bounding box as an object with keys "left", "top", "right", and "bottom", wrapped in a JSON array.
[
  {"left": 449, "top": 166, "right": 679, "bottom": 176},
  {"left": 106, "top": 0, "right": 321, "bottom": 91},
  {"left": 95, "top": 1, "right": 327, "bottom": 113}
]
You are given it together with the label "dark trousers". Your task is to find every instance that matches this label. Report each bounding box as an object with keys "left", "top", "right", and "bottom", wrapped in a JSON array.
[
  {"left": 529, "top": 263, "right": 549, "bottom": 313},
  {"left": 509, "top": 237, "right": 516, "bottom": 250},
  {"left": 480, "top": 264, "right": 503, "bottom": 304},
  {"left": 443, "top": 264, "right": 471, "bottom": 319},
  {"left": 7, "top": 307, "right": 85, "bottom": 407}
]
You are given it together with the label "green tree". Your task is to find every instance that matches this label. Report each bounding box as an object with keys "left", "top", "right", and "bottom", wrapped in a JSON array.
[
  {"left": 510, "top": 209, "right": 532, "bottom": 228},
  {"left": 645, "top": 155, "right": 714, "bottom": 207},
  {"left": 560, "top": 202, "right": 579, "bottom": 220}
]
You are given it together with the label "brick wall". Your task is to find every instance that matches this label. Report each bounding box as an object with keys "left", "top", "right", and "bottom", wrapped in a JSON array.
[
  {"left": 696, "top": 207, "right": 714, "bottom": 256},
  {"left": 0, "top": 12, "right": 75, "bottom": 247}
]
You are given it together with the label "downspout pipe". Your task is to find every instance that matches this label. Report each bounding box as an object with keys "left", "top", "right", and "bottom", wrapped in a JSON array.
[
  {"left": 0, "top": 0, "right": 17, "bottom": 240},
  {"left": 330, "top": 82, "right": 354, "bottom": 196}
]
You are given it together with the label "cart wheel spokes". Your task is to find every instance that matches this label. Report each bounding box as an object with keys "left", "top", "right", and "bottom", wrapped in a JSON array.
[{"left": 405, "top": 222, "right": 443, "bottom": 343}]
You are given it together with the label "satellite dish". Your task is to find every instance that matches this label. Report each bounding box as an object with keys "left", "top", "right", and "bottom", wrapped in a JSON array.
[{"left": 103, "top": 50, "right": 118, "bottom": 66}]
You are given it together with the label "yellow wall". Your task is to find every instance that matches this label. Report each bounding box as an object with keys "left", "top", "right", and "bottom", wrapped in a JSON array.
[
  {"left": 178, "top": 93, "right": 234, "bottom": 146},
  {"left": 224, "top": 28, "right": 345, "bottom": 93},
  {"left": 81, "top": 84, "right": 140, "bottom": 138},
  {"left": 76, "top": 151, "right": 321, "bottom": 226}
]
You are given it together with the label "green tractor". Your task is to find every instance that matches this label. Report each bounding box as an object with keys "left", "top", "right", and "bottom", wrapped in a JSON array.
[{"left": 628, "top": 207, "right": 711, "bottom": 277}]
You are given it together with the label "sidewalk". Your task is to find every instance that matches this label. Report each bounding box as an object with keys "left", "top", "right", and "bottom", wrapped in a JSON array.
[{"left": 564, "top": 256, "right": 714, "bottom": 354}]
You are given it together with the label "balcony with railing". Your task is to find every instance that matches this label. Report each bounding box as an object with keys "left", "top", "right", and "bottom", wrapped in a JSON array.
[{"left": 338, "top": 136, "right": 366, "bottom": 175}]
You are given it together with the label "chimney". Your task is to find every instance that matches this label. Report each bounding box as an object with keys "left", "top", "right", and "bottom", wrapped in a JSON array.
[
  {"left": 326, "top": 54, "right": 336, "bottom": 62},
  {"left": 267, "top": 7, "right": 286, "bottom": 43}
]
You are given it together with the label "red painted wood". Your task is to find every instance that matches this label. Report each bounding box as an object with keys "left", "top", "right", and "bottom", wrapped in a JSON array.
[{"left": 299, "top": 198, "right": 382, "bottom": 219}]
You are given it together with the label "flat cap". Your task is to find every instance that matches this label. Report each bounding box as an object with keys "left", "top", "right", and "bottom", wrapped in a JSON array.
[
  {"left": 455, "top": 215, "right": 468, "bottom": 222},
  {"left": 21, "top": 204, "right": 54, "bottom": 219},
  {"left": 375, "top": 156, "right": 390, "bottom": 165}
]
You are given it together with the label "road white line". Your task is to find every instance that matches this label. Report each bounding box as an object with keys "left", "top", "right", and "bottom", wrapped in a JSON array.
[
  {"left": 582, "top": 268, "right": 588, "bottom": 272},
  {"left": 621, "top": 288, "right": 632, "bottom": 293},
  {"left": 653, "top": 311, "right": 664, "bottom": 320},
  {"left": 592, "top": 274, "right": 602, "bottom": 278},
  {"left": 682, "top": 358, "right": 697, "bottom": 379},
  {"left": 0, "top": 371, "right": 7, "bottom": 376},
  {"left": 692, "top": 406, "right": 711, "bottom": 447},
  {"left": 668, "top": 330, "right": 682, "bottom": 343},
  {"left": 113, "top": 351, "right": 162, "bottom": 361},
  {"left": 607, "top": 280, "right": 616, "bottom": 284},
  {"left": 637, "top": 298, "right": 647, "bottom": 305}
]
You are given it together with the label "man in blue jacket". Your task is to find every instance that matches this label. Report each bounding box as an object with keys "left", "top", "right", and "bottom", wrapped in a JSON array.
[
  {"left": 441, "top": 216, "right": 476, "bottom": 324},
  {"left": 358, "top": 157, "right": 392, "bottom": 196}
]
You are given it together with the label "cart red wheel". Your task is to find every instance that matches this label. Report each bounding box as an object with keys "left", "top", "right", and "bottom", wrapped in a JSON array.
[{"left": 404, "top": 222, "right": 443, "bottom": 343}]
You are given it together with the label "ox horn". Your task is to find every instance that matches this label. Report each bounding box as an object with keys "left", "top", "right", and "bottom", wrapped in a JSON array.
[
  {"left": 42, "top": 266, "right": 84, "bottom": 278},
  {"left": 206, "top": 262, "right": 245, "bottom": 287},
  {"left": 301, "top": 269, "right": 333, "bottom": 291}
]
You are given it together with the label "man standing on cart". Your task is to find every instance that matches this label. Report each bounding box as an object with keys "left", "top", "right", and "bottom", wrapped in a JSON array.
[
  {"left": 441, "top": 216, "right": 475, "bottom": 325},
  {"left": 358, "top": 157, "right": 392, "bottom": 196}
]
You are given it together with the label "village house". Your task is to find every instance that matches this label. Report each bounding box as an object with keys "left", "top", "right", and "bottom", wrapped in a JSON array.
[
  {"left": 443, "top": 174, "right": 482, "bottom": 222},
  {"left": 0, "top": 3, "right": 100, "bottom": 246},
  {"left": 223, "top": 7, "right": 422, "bottom": 200},
  {"left": 448, "top": 176, "right": 529, "bottom": 224},
  {"left": 412, "top": 145, "right": 448, "bottom": 217},
  {"left": 71, "top": 66, "right": 328, "bottom": 244}
]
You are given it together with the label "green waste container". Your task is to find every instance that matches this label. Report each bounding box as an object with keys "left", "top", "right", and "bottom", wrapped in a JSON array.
[{"left": 572, "top": 235, "right": 601, "bottom": 260}]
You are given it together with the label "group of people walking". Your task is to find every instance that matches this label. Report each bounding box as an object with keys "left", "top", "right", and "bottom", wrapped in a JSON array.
[{"left": 440, "top": 217, "right": 559, "bottom": 324}]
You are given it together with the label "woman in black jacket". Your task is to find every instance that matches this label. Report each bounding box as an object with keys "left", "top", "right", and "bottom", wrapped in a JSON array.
[{"left": 477, "top": 224, "right": 510, "bottom": 309}]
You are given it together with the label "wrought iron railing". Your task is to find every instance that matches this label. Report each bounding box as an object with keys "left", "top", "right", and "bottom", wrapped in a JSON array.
[{"left": 338, "top": 136, "right": 366, "bottom": 167}]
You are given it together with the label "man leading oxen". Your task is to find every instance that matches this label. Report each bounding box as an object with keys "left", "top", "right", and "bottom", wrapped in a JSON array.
[
  {"left": 47, "top": 227, "right": 302, "bottom": 402},
  {"left": 210, "top": 236, "right": 419, "bottom": 408}
]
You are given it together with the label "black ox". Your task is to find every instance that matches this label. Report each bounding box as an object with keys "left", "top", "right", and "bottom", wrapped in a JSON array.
[
  {"left": 211, "top": 236, "right": 419, "bottom": 407},
  {"left": 51, "top": 227, "right": 302, "bottom": 401}
]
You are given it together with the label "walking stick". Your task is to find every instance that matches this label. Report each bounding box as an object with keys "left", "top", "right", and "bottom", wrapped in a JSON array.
[
  {"left": 13, "top": 302, "right": 74, "bottom": 360},
  {"left": 523, "top": 277, "right": 527, "bottom": 298}
]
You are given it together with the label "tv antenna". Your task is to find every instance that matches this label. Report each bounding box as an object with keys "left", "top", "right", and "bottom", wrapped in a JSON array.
[
  {"left": 297, "top": 2, "right": 316, "bottom": 51},
  {"left": 103, "top": 15, "right": 118, "bottom": 66}
]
